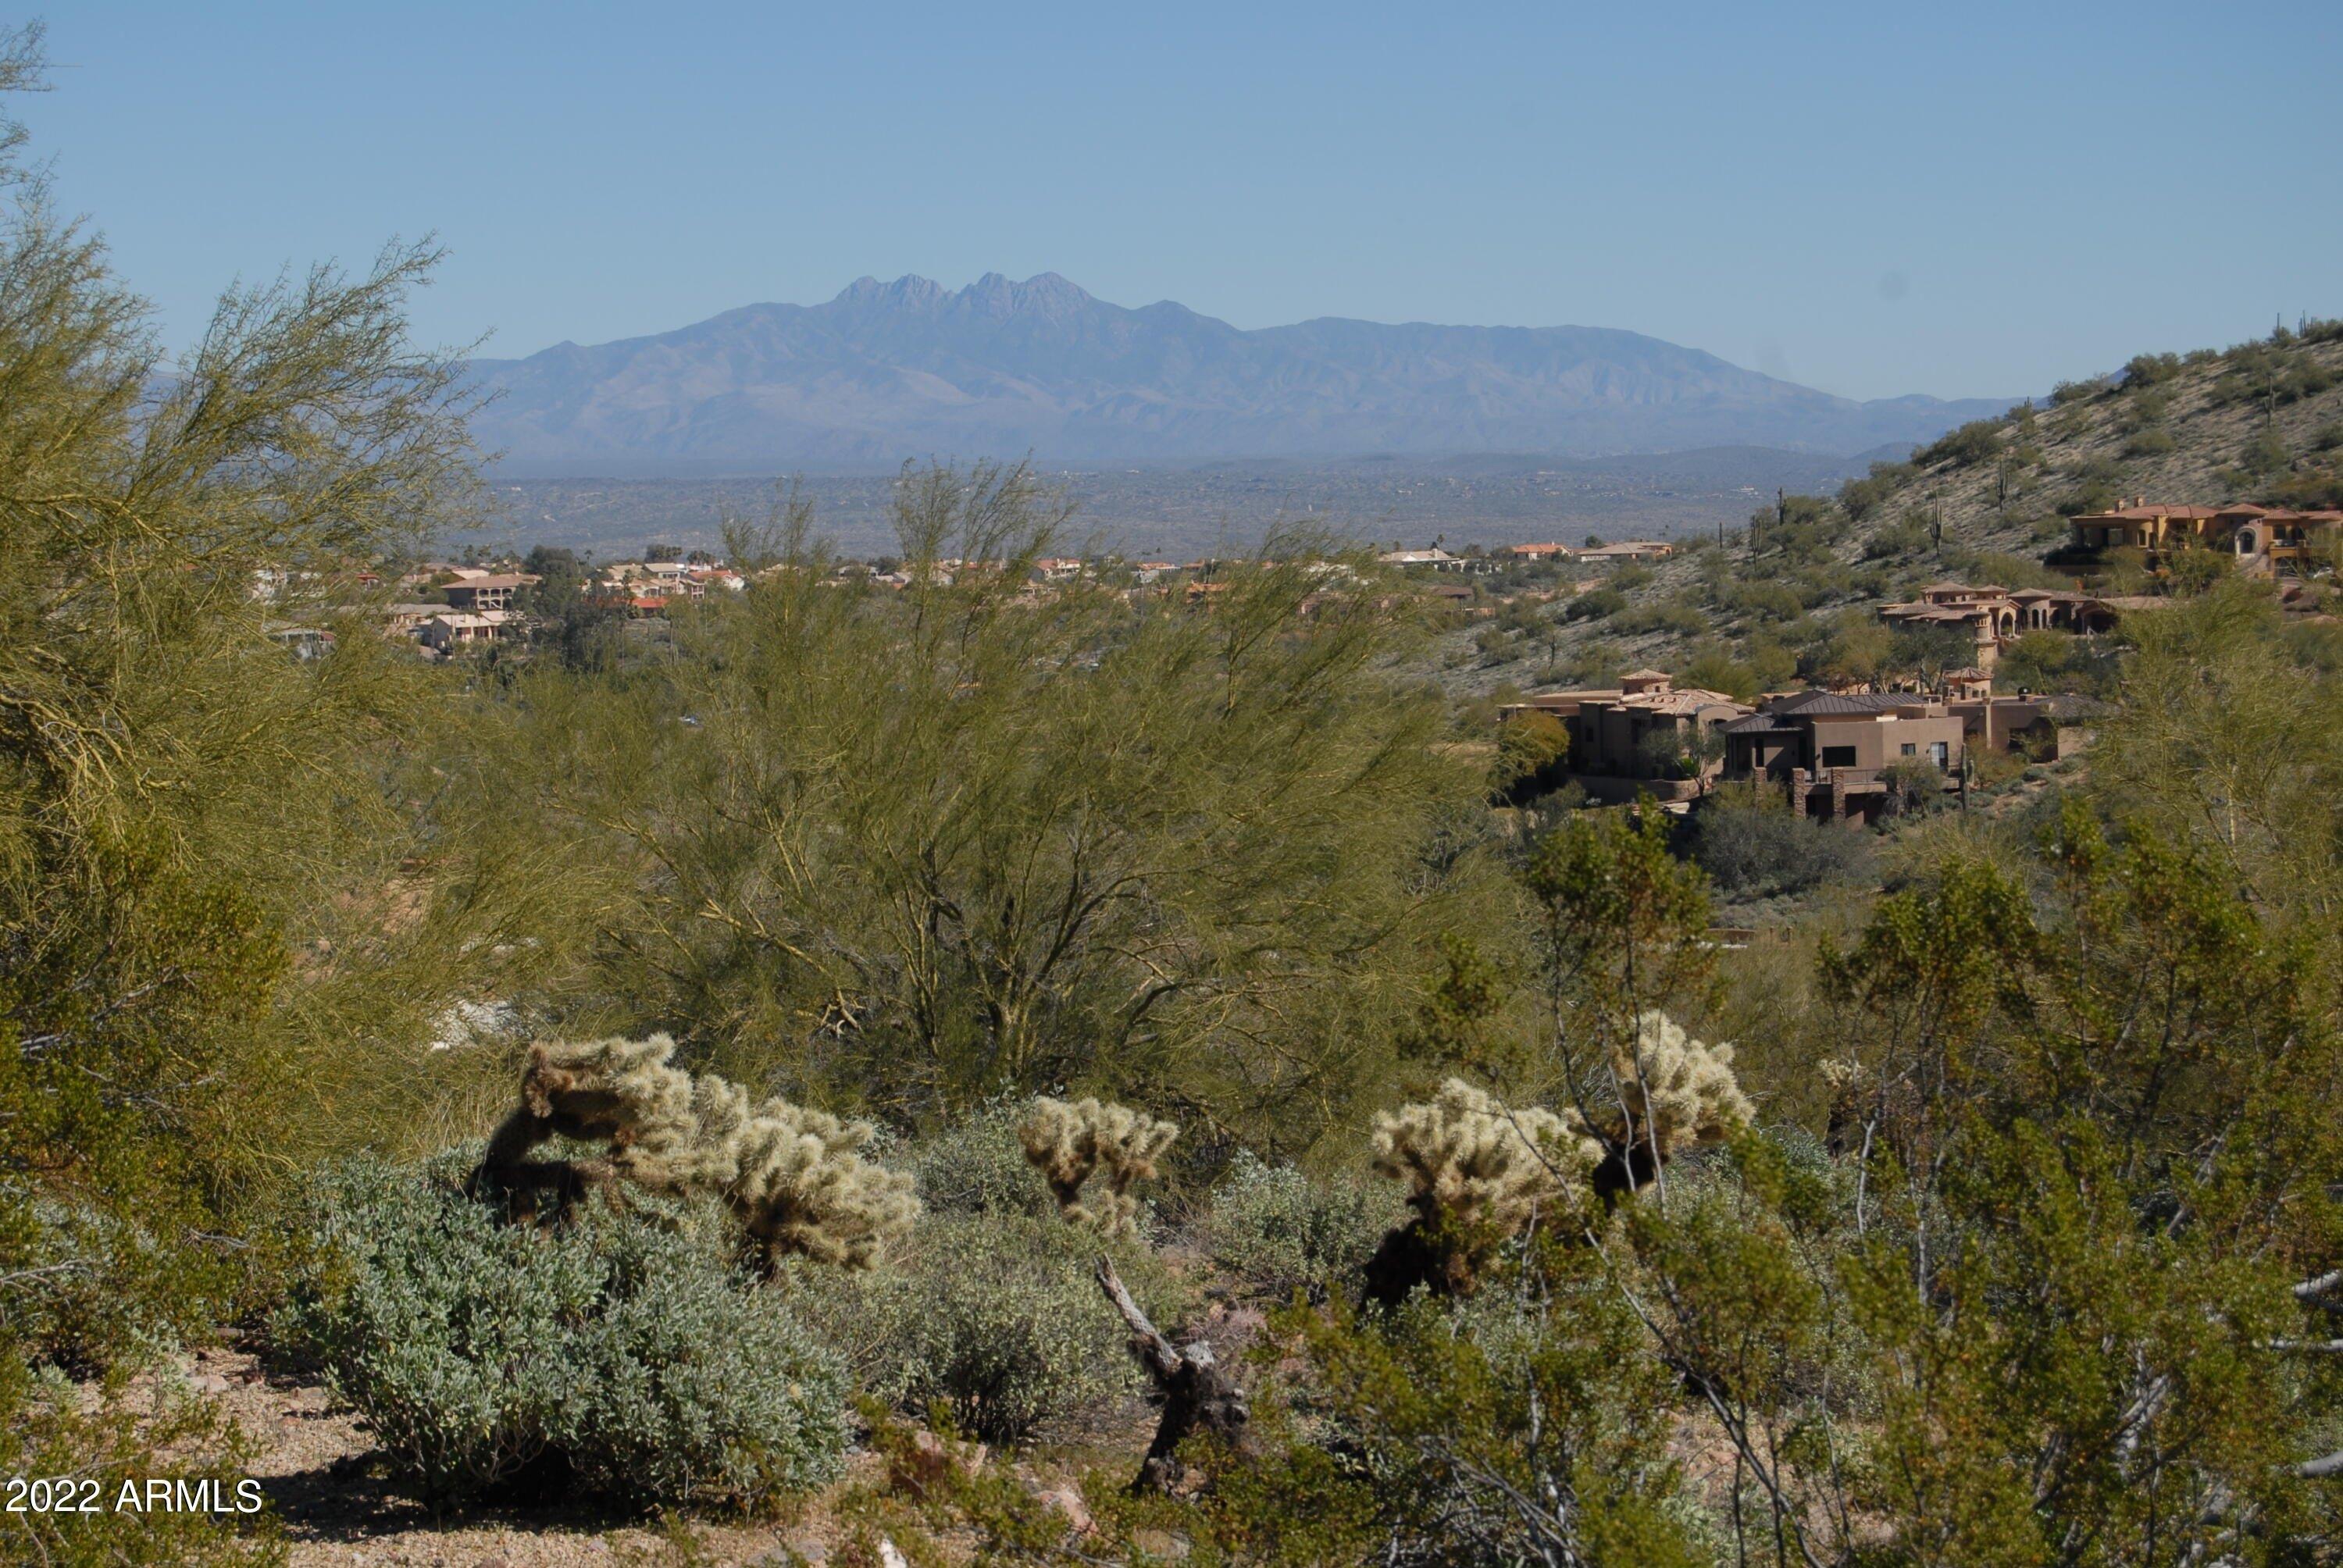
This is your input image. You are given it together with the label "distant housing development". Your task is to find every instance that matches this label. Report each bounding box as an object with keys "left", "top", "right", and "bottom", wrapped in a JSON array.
[
  {"left": 1500, "top": 671, "right": 1750, "bottom": 803},
  {"left": 1719, "top": 692, "right": 1964, "bottom": 823}
]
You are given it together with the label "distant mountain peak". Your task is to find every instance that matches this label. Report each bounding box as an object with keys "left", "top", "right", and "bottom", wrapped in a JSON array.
[
  {"left": 471, "top": 276, "right": 2017, "bottom": 472},
  {"left": 834, "top": 273, "right": 947, "bottom": 309},
  {"left": 829, "top": 270, "right": 1101, "bottom": 322},
  {"left": 958, "top": 269, "right": 1093, "bottom": 319}
]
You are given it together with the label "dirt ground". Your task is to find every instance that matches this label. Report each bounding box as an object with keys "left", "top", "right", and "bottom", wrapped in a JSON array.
[
  {"left": 161, "top": 1297, "right": 1746, "bottom": 1565},
  {"left": 181, "top": 1347, "right": 866, "bottom": 1566}
]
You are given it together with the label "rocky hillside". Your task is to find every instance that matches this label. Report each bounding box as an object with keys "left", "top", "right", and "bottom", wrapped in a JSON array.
[{"left": 1429, "top": 323, "right": 2343, "bottom": 700}]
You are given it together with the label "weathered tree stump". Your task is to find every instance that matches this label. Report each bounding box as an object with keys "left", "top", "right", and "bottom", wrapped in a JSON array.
[{"left": 1095, "top": 1256, "right": 1249, "bottom": 1493}]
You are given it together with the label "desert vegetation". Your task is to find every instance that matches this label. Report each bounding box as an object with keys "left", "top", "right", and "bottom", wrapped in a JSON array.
[{"left": 7, "top": 26, "right": 2343, "bottom": 1567}]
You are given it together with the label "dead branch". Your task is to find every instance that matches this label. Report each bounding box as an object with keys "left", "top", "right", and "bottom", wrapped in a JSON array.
[
  {"left": 2294, "top": 1269, "right": 2342, "bottom": 1304},
  {"left": 1095, "top": 1255, "right": 1247, "bottom": 1493}
]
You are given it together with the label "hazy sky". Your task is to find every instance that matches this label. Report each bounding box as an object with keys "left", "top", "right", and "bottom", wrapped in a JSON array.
[{"left": 16, "top": 2, "right": 2340, "bottom": 401}]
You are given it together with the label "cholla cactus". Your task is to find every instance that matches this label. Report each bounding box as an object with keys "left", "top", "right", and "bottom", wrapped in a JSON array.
[
  {"left": 727, "top": 1101, "right": 921, "bottom": 1270},
  {"left": 1018, "top": 1096, "right": 1179, "bottom": 1235},
  {"left": 519, "top": 1034, "right": 695, "bottom": 1148},
  {"left": 1819, "top": 1057, "right": 1864, "bottom": 1156},
  {"left": 1585, "top": 1012, "right": 1755, "bottom": 1164},
  {"left": 1364, "top": 1079, "right": 1601, "bottom": 1303},
  {"left": 1372, "top": 1078, "right": 1602, "bottom": 1237},
  {"left": 622, "top": 1072, "right": 758, "bottom": 1193},
  {"left": 473, "top": 1034, "right": 919, "bottom": 1269}
]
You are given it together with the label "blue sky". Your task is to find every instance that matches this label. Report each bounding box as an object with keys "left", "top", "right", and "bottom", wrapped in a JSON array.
[{"left": 16, "top": 1, "right": 2341, "bottom": 401}]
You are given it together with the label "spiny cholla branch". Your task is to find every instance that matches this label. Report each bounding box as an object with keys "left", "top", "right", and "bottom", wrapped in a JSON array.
[
  {"left": 1363, "top": 1078, "right": 1603, "bottom": 1303},
  {"left": 472, "top": 1034, "right": 918, "bottom": 1269},
  {"left": 1583, "top": 1012, "right": 1756, "bottom": 1197},
  {"left": 1018, "top": 1096, "right": 1178, "bottom": 1236},
  {"left": 1364, "top": 1016, "right": 1752, "bottom": 1303}
]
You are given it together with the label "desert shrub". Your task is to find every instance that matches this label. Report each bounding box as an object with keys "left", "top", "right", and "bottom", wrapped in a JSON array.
[
  {"left": 1201, "top": 1152, "right": 1400, "bottom": 1299},
  {"left": 2050, "top": 376, "right": 2107, "bottom": 405},
  {"left": 2055, "top": 458, "right": 2125, "bottom": 518},
  {"left": 1838, "top": 464, "right": 1911, "bottom": 521},
  {"left": 1493, "top": 709, "right": 1571, "bottom": 798},
  {"left": 2264, "top": 464, "right": 2343, "bottom": 510},
  {"left": 1018, "top": 1096, "right": 1178, "bottom": 1235},
  {"left": 2, "top": 1198, "right": 212, "bottom": 1379},
  {"left": 1564, "top": 586, "right": 1626, "bottom": 622},
  {"left": 1996, "top": 631, "right": 2119, "bottom": 698},
  {"left": 2235, "top": 426, "right": 2291, "bottom": 479},
  {"left": 1678, "top": 648, "right": 1757, "bottom": 704},
  {"left": 1863, "top": 516, "right": 1931, "bottom": 561},
  {"left": 1878, "top": 757, "right": 1948, "bottom": 816},
  {"left": 2165, "top": 547, "right": 2234, "bottom": 596},
  {"left": 2123, "top": 389, "right": 2173, "bottom": 432},
  {"left": 1617, "top": 598, "right": 1709, "bottom": 638},
  {"left": 1914, "top": 419, "right": 2002, "bottom": 469},
  {"left": 1686, "top": 793, "right": 1873, "bottom": 897},
  {"left": 273, "top": 1156, "right": 851, "bottom": 1511},
  {"left": 785, "top": 1211, "right": 1181, "bottom": 1444},
  {"left": 0, "top": 1359, "right": 283, "bottom": 1566},
  {"left": 2124, "top": 428, "right": 2177, "bottom": 458},
  {"left": 909, "top": 1097, "right": 1058, "bottom": 1218},
  {"left": 1725, "top": 579, "right": 1809, "bottom": 622}
]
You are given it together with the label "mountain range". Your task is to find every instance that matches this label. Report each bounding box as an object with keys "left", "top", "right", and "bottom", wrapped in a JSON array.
[{"left": 466, "top": 273, "right": 2016, "bottom": 473}]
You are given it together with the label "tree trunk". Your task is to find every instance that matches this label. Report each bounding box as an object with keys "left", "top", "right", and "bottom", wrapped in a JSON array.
[{"left": 1095, "top": 1256, "right": 1248, "bottom": 1493}]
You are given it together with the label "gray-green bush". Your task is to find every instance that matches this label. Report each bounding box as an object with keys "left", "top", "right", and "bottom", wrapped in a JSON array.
[
  {"left": 1686, "top": 795, "right": 1873, "bottom": 898},
  {"left": 908, "top": 1096, "right": 1060, "bottom": 1218},
  {"left": 1201, "top": 1152, "right": 1400, "bottom": 1299},
  {"left": 273, "top": 1156, "right": 850, "bottom": 1511},
  {"left": 784, "top": 1210, "right": 1184, "bottom": 1444}
]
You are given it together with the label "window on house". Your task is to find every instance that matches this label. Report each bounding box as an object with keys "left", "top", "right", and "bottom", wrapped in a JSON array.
[
  {"left": 1930, "top": 742, "right": 1949, "bottom": 768},
  {"left": 1899, "top": 743, "right": 1917, "bottom": 757},
  {"left": 1821, "top": 745, "right": 1857, "bottom": 768}
]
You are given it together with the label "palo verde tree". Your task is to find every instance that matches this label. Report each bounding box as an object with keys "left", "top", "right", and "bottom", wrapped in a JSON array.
[
  {"left": 512, "top": 463, "right": 1510, "bottom": 1149},
  {"left": 0, "top": 19, "right": 527, "bottom": 1375}
]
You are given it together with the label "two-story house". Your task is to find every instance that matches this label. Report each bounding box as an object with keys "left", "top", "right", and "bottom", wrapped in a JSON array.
[{"left": 1720, "top": 690, "right": 1966, "bottom": 824}]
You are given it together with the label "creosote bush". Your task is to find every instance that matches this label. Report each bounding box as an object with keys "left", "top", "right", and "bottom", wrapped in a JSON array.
[
  {"left": 1017, "top": 1096, "right": 1178, "bottom": 1235},
  {"left": 273, "top": 1156, "right": 851, "bottom": 1511},
  {"left": 909, "top": 1096, "right": 1060, "bottom": 1219},
  {"left": 475, "top": 1034, "right": 919, "bottom": 1268},
  {"left": 1686, "top": 790, "right": 1874, "bottom": 899}
]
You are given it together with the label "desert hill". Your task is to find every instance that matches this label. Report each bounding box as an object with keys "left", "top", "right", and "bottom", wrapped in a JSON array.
[{"left": 1435, "top": 323, "right": 2343, "bottom": 697}]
